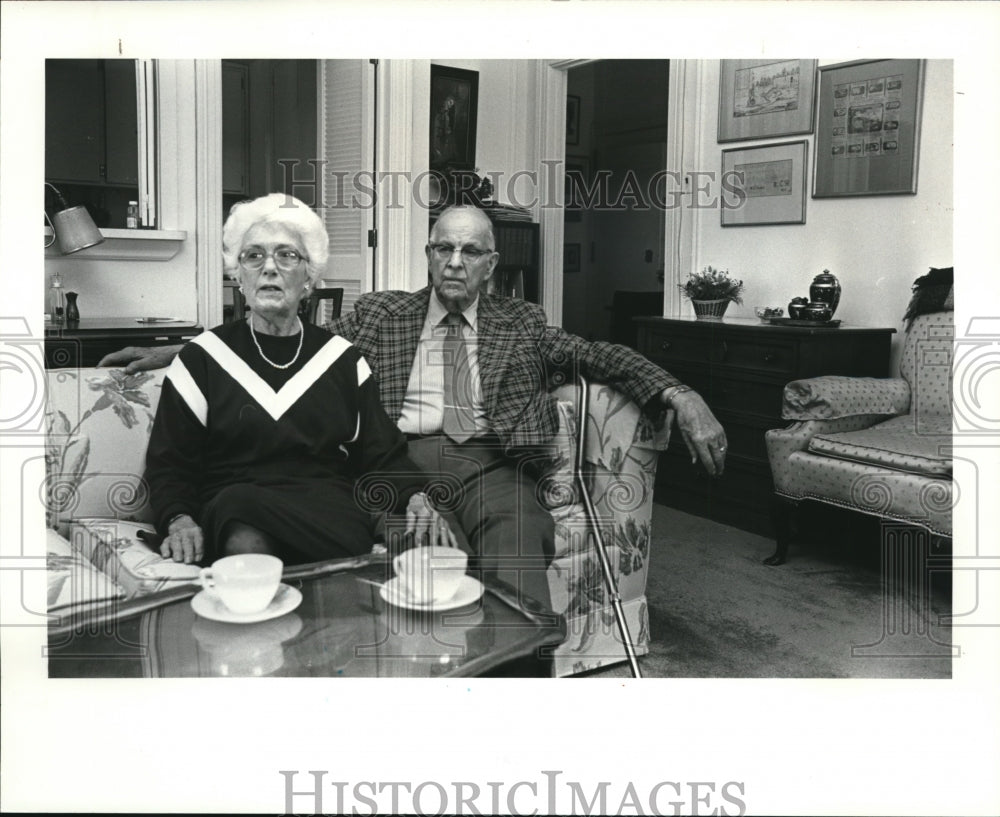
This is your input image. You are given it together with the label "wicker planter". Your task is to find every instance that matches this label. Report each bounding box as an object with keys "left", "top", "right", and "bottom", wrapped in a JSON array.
[{"left": 691, "top": 298, "right": 730, "bottom": 321}]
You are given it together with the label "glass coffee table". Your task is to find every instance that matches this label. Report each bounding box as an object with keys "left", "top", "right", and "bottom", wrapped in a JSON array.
[{"left": 47, "top": 554, "right": 565, "bottom": 678}]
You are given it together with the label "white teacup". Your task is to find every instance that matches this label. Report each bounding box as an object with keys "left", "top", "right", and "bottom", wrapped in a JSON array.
[
  {"left": 393, "top": 546, "right": 468, "bottom": 605},
  {"left": 199, "top": 554, "right": 283, "bottom": 615}
]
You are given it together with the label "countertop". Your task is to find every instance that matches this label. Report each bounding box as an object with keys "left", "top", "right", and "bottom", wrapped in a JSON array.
[{"left": 45, "top": 318, "right": 201, "bottom": 336}]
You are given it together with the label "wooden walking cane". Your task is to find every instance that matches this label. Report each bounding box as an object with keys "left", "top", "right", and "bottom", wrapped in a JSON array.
[{"left": 574, "top": 375, "right": 642, "bottom": 678}]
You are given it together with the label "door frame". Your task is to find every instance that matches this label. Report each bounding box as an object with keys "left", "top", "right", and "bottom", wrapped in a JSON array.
[{"left": 540, "top": 59, "right": 693, "bottom": 326}]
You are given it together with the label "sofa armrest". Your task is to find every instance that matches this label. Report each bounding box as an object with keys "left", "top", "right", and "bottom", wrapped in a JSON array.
[
  {"left": 547, "top": 380, "right": 669, "bottom": 517},
  {"left": 781, "top": 375, "right": 911, "bottom": 421}
]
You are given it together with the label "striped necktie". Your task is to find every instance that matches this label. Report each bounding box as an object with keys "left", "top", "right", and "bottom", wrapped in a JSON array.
[{"left": 441, "top": 312, "right": 475, "bottom": 442}]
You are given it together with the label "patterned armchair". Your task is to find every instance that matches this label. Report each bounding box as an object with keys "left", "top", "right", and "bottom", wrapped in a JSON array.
[
  {"left": 44, "top": 367, "right": 670, "bottom": 676},
  {"left": 765, "top": 309, "right": 953, "bottom": 564}
]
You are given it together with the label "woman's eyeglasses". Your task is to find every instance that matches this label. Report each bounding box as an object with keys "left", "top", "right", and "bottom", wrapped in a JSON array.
[{"left": 239, "top": 247, "right": 307, "bottom": 272}]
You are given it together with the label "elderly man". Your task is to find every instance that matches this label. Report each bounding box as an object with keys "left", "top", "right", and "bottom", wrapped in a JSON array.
[{"left": 101, "top": 205, "right": 727, "bottom": 610}]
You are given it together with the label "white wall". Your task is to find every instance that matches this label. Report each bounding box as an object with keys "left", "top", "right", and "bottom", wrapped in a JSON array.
[
  {"left": 689, "top": 59, "right": 953, "bottom": 368},
  {"left": 44, "top": 61, "right": 202, "bottom": 322},
  {"left": 398, "top": 59, "right": 539, "bottom": 292}
]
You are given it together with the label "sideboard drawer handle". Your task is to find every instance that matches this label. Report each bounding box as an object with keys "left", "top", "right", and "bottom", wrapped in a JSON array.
[
  {"left": 763, "top": 351, "right": 775, "bottom": 362},
  {"left": 660, "top": 340, "right": 672, "bottom": 351}
]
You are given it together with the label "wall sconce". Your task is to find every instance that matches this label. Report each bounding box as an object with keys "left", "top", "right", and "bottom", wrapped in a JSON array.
[{"left": 44, "top": 182, "right": 105, "bottom": 254}]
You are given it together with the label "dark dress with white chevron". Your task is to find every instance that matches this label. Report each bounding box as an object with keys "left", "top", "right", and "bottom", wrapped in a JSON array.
[{"left": 145, "top": 321, "right": 424, "bottom": 564}]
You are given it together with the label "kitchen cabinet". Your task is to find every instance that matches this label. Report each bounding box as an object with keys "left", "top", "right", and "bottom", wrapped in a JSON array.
[
  {"left": 635, "top": 316, "right": 896, "bottom": 534},
  {"left": 45, "top": 59, "right": 138, "bottom": 187}
]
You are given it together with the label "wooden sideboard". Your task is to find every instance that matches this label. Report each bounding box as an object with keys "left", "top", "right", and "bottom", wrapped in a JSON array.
[
  {"left": 635, "top": 316, "right": 896, "bottom": 534},
  {"left": 45, "top": 319, "right": 202, "bottom": 369}
]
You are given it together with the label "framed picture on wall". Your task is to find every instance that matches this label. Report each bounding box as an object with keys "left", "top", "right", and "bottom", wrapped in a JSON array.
[
  {"left": 813, "top": 59, "right": 924, "bottom": 197},
  {"left": 721, "top": 139, "right": 808, "bottom": 226},
  {"left": 718, "top": 59, "right": 817, "bottom": 142},
  {"left": 429, "top": 65, "right": 479, "bottom": 171},
  {"left": 566, "top": 95, "right": 581, "bottom": 145}
]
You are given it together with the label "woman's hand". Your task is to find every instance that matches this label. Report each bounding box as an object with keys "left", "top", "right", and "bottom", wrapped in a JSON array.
[
  {"left": 405, "top": 492, "right": 459, "bottom": 548},
  {"left": 161, "top": 514, "right": 205, "bottom": 564}
]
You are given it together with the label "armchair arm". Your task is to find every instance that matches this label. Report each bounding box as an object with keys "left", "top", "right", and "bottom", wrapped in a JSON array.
[
  {"left": 781, "top": 375, "right": 911, "bottom": 421},
  {"left": 541, "top": 383, "right": 671, "bottom": 513},
  {"left": 765, "top": 415, "right": 890, "bottom": 494}
]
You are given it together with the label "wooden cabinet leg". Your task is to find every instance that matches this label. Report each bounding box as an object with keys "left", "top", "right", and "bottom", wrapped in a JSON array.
[{"left": 765, "top": 495, "right": 796, "bottom": 565}]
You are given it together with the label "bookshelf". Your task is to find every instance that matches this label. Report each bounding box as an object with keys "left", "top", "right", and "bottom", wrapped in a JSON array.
[{"left": 491, "top": 220, "right": 540, "bottom": 303}]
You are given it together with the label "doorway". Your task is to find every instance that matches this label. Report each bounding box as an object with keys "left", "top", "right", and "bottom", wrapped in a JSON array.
[
  {"left": 221, "top": 59, "right": 318, "bottom": 216},
  {"left": 561, "top": 60, "right": 669, "bottom": 345}
]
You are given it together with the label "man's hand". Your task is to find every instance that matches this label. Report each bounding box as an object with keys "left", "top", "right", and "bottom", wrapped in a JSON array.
[
  {"left": 161, "top": 514, "right": 204, "bottom": 564},
  {"left": 405, "top": 492, "right": 459, "bottom": 548},
  {"left": 661, "top": 387, "right": 728, "bottom": 476},
  {"left": 97, "top": 344, "right": 182, "bottom": 373}
]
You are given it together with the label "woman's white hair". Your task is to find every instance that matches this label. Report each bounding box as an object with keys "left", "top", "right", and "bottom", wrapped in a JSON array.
[{"left": 222, "top": 193, "right": 328, "bottom": 285}]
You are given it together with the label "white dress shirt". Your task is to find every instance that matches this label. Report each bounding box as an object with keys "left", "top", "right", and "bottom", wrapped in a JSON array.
[{"left": 397, "top": 290, "right": 489, "bottom": 437}]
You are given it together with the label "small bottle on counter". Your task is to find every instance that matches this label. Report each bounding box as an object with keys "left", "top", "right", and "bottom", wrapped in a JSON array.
[
  {"left": 127, "top": 201, "right": 140, "bottom": 229},
  {"left": 49, "top": 273, "right": 66, "bottom": 325}
]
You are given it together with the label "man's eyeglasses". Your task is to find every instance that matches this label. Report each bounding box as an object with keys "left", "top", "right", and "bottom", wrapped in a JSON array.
[
  {"left": 239, "top": 247, "right": 307, "bottom": 272},
  {"left": 428, "top": 243, "right": 495, "bottom": 264}
]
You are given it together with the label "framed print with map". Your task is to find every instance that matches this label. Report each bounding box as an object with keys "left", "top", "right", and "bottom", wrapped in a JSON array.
[{"left": 813, "top": 59, "right": 924, "bottom": 197}]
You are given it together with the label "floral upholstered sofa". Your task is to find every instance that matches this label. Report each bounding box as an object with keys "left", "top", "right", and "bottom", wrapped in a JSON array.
[{"left": 44, "top": 366, "right": 670, "bottom": 676}]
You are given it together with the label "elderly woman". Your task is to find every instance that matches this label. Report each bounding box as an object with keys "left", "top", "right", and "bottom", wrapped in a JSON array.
[{"left": 146, "top": 193, "right": 453, "bottom": 564}]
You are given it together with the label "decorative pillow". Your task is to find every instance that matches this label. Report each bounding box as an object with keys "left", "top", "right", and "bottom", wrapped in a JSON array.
[
  {"left": 68, "top": 518, "right": 200, "bottom": 599},
  {"left": 46, "top": 528, "right": 124, "bottom": 611},
  {"left": 782, "top": 376, "right": 911, "bottom": 420}
]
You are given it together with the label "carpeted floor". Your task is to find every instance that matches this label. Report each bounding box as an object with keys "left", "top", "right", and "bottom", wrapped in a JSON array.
[{"left": 582, "top": 503, "right": 954, "bottom": 679}]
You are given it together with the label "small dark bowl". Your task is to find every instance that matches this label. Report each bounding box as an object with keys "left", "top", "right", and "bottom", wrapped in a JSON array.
[{"left": 802, "top": 302, "right": 833, "bottom": 321}]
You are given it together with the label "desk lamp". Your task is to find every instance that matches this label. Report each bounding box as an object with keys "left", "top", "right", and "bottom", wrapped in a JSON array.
[{"left": 44, "top": 182, "right": 105, "bottom": 254}]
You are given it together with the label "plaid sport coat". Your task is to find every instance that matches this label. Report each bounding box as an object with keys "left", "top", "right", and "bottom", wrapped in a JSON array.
[{"left": 327, "top": 287, "right": 678, "bottom": 450}]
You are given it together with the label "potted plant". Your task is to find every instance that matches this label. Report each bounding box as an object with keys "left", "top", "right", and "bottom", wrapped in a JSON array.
[{"left": 679, "top": 266, "right": 744, "bottom": 320}]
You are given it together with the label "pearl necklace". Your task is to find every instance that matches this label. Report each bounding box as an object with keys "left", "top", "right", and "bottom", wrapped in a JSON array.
[{"left": 249, "top": 315, "right": 304, "bottom": 370}]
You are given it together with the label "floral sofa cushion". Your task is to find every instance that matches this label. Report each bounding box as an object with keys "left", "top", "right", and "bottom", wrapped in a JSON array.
[{"left": 46, "top": 368, "right": 163, "bottom": 529}]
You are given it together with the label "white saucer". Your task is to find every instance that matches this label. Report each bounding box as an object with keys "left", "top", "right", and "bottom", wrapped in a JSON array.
[
  {"left": 380, "top": 575, "right": 484, "bottom": 611},
  {"left": 191, "top": 583, "right": 302, "bottom": 624}
]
